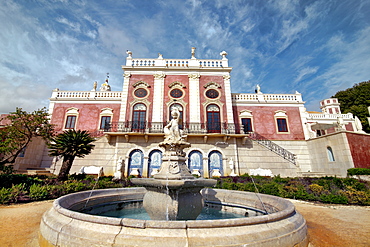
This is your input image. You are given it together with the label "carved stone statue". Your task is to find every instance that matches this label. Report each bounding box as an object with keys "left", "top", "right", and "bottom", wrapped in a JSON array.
[
  {"left": 113, "top": 156, "right": 124, "bottom": 180},
  {"left": 191, "top": 47, "right": 196, "bottom": 59},
  {"left": 164, "top": 108, "right": 183, "bottom": 143},
  {"left": 92, "top": 81, "right": 97, "bottom": 91},
  {"left": 255, "top": 84, "right": 261, "bottom": 94}
]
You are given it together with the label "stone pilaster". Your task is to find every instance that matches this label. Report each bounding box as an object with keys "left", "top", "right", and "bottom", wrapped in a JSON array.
[
  {"left": 188, "top": 73, "right": 201, "bottom": 123},
  {"left": 152, "top": 72, "right": 166, "bottom": 123},
  {"left": 223, "top": 73, "right": 234, "bottom": 124},
  {"left": 119, "top": 72, "right": 131, "bottom": 122}
]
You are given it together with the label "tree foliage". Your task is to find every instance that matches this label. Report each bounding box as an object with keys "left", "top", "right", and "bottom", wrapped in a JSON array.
[
  {"left": 0, "top": 108, "right": 54, "bottom": 170},
  {"left": 333, "top": 80, "right": 370, "bottom": 133},
  {"left": 48, "top": 129, "right": 95, "bottom": 180}
]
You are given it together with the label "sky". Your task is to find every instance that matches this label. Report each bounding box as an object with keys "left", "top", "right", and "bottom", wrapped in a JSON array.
[{"left": 0, "top": 0, "right": 369, "bottom": 114}]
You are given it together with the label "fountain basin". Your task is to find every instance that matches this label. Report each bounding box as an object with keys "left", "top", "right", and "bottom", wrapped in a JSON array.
[
  {"left": 131, "top": 178, "right": 217, "bottom": 220},
  {"left": 39, "top": 187, "right": 308, "bottom": 247}
]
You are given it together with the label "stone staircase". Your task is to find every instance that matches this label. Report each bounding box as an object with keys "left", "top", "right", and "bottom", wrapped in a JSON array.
[{"left": 248, "top": 132, "right": 297, "bottom": 165}]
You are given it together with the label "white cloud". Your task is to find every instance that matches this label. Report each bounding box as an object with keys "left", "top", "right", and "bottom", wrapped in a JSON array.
[{"left": 294, "top": 66, "right": 319, "bottom": 84}]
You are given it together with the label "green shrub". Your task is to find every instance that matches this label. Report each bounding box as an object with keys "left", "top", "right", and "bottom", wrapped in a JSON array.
[
  {"left": 0, "top": 188, "right": 12, "bottom": 204},
  {"left": 63, "top": 181, "right": 88, "bottom": 193},
  {"left": 29, "top": 184, "right": 49, "bottom": 201},
  {"left": 320, "top": 193, "right": 348, "bottom": 204},
  {"left": 342, "top": 187, "right": 370, "bottom": 205},
  {"left": 309, "top": 184, "right": 324, "bottom": 196},
  {"left": 347, "top": 168, "right": 370, "bottom": 176},
  {"left": 260, "top": 182, "right": 282, "bottom": 196},
  {"left": 10, "top": 184, "right": 26, "bottom": 202},
  {"left": 0, "top": 174, "right": 43, "bottom": 188}
]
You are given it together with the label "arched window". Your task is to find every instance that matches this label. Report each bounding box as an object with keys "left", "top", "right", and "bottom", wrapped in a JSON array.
[
  {"left": 206, "top": 104, "right": 221, "bottom": 133},
  {"left": 188, "top": 151, "right": 203, "bottom": 176},
  {"left": 148, "top": 150, "right": 162, "bottom": 177},
  {"left": 208, "top": 151, "right": 223, "bottom": 177},
  {"left": 128, "top": 149, "right": 144, "bottom": 176},
  {"left": 132, "top": 103, "right": 146, "bottom": 131},
  {"left": 327, "top": 146, "right": 335, "bottom": 162},
  {"left": 170, "top": 104, "right": 183, "bottom": 129}
]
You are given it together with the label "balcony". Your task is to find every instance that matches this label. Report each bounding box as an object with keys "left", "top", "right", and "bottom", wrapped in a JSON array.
[{"left": 102, "top": 121, "right": 244, "bottom": 135}]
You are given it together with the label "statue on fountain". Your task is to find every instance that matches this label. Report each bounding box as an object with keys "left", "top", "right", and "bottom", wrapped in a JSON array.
[
  {"left": 131, "top": 105, "right": 216, "bottom": 221},
  {"left": 163, "top": 107, "right": 184, "bottom": 143}
]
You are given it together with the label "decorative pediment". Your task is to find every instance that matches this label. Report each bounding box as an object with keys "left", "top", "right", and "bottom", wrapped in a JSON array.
[
  {"left": 66, "top": 107, "right": 79, "bottom": 114},
  {"left": 274, "top": 110, "right": 287, "bottom": 117},
  {"left": 100, "top": 108, "right": 113, "bottom": 115},
  {"left": 168, "top": 81, "right": 186, "bottom": 88},
  {"left": 133, "top": 81, "right": 150, "bottom": 88},
  {"left": 204, "top": 81, "right": 221, "bottom": 89},
  {"left": 239, "top": 110, "right": 253, "bottom": 117}
]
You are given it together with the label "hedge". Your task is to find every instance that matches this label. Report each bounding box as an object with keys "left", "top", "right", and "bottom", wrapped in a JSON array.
[{"left": 347, "top": 168, "right": 370, "bottom": 176}]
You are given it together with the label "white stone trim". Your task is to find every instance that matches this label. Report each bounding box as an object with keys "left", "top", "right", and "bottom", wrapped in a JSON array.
[
  {"left": 152, "top": 72, "right": 165, "bottom": 122},
  {"left": 188, "top": 73, "right": 201, "bottom": 123},
  {"left": 223, "top": 73, "right": 234, "bottom": 124},
  {"left": 119, "top": 72, "right": 131, "bottom": 121}
]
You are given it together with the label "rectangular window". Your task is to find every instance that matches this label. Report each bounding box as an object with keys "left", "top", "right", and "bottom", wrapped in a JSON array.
[
  {"left": 241, "top": 118, "right": 252, "bottom": 133},
  {"left": 65, "top": 116, "right": 76, "bottom": 129},
  {"left": 100, "top": 116, "right": 111, "bottom": 130},
  {"left": 277, "top": 118, "right": 288, "bottom": 132}
]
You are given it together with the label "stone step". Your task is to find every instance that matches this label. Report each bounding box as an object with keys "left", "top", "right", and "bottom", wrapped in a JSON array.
[{"left": 25, "top": 168, "right": 53, "bottom": 176}]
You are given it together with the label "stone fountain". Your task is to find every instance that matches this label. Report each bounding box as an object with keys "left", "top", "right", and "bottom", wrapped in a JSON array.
[
  {"left": 39, "top": 108, "right": 308, "bottom": 246},
  {"left": 131, "top": 108, "right": 216, "bottom": 220}
]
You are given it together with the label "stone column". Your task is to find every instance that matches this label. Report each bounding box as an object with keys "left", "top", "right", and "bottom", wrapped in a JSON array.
[
  {"left": 188, "top": 73, "right": 201, "bottom": 123},
  {"left": 119, "top": 72, "right": 131, "bottom": 122},
  {"left": 152, "top": 72, "right": 166, "bottom": 123}
]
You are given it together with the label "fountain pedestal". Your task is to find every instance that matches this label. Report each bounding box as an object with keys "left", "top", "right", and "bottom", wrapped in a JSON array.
[{"left": 132, "top": 141, "right": 216, "bottom": 220}]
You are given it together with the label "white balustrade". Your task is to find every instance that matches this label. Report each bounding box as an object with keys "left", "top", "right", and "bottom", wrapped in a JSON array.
[
  {"left": 51, "top": 91, "right": 122, "bottom": 100},
  {"left": 126, "top": 58, "right": 228, "bottom": 68},
  {"left": 307, "top": 113, "right": 354, "bottom": 120},
  {"left": 231, "top": 93, "right": 303, "bottom": 102}
]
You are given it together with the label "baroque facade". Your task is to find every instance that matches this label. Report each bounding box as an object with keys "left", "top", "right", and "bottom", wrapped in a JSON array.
[{"left": 12, "top": 48, "right": 370, "bottom": 177}]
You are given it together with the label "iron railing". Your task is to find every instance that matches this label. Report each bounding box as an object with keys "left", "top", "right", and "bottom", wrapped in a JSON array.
[
  {"left": 248, "top": 132, "right": 297, "bottom": 165},
  {"left": 103, "top": 121, "right": 243, "bottom": 135}
]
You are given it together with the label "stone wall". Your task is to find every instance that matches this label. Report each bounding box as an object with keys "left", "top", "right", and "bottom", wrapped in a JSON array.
[
  {"left": 307, "top": 132, "right": 354, "bottom": 177},
  {"left": 13, "top": 137, "right": 46, "bottom": 171},
  {"left": 345, "top": 132, "right": 370, "bottom": 168}
]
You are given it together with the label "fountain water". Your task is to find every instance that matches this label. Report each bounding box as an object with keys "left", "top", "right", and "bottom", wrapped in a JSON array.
[{"left": 39, "top": 108, "right": 308, "bottom": 246}]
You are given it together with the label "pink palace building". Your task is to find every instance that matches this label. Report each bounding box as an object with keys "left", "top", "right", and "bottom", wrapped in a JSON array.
[{"left": 11, "top": 48, "right": 370, "bottom": 178}]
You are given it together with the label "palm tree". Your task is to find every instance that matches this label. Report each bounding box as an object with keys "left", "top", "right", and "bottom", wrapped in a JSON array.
[{"left": 48, "top": 129, "right": 95, "bottom": 180}]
